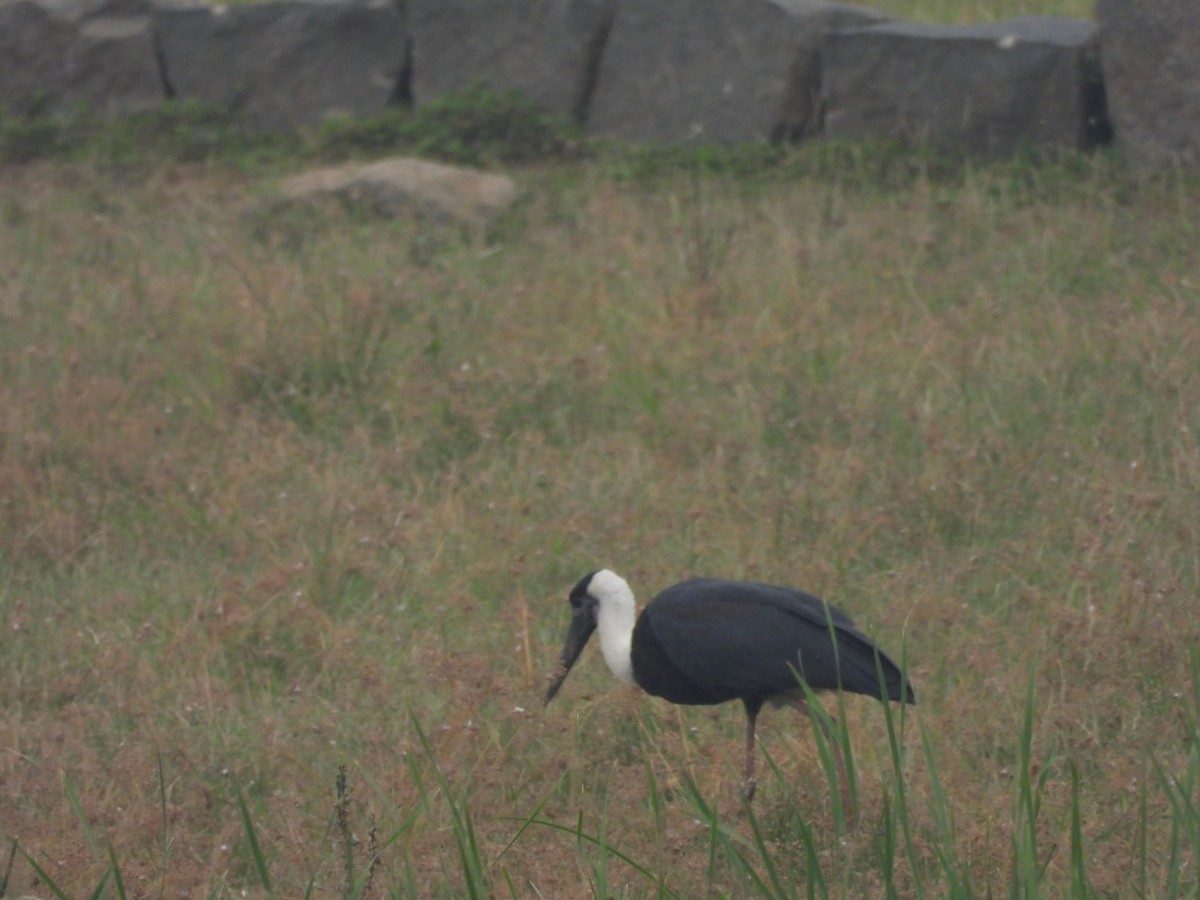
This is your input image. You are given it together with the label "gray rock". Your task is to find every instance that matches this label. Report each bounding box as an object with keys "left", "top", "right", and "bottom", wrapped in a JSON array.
[
  {"left": 1096, "top": 0, "right": 1200, "bottom": 170},
  {"left": 406, "top": 0, "right": 615, "bottom": 123},
  {"left": 275, "top": 156, "right": 519, "bottom": 228},
  {"left": 154, "top": 0, "right": 408, "bottom": 132},
  {"left": 772, "top": 0, "right": 890, "bottom": 141},
  {"left": 0, "top": 0, "right": 163, "bottom": 119},
  {"left": 822, "top": 17, "right": 1107, "bottom": 156},
  {"left": 587, "top": 0, "right": 886, "bottom": 145}
]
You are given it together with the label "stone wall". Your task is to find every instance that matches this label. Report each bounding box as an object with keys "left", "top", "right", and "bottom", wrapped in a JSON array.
[{"left": 0, "top": 0, "right": 1195, "bottom": 168}]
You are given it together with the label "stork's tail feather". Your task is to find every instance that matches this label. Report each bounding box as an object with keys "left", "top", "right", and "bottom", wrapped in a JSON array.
[{"left": 832, "top": 633, "right": 916, "bottom": 705}]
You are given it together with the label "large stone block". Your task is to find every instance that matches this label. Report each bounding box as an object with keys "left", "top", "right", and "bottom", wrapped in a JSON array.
[
  {"left": 154, "top": 0, "right": 408, "bottom": 132},
  {"left": 0, "top": 0, "right": 163, "bottom": 119},
  {"left": 822, "top": 17, "right": 1108, "bottom": 156},
  {"left": 587, "top": 0, "right": 886, "bottom": 145},
  {"left": 1096, "top": 0, "right": 1200, "bottom": 170},
  {"left": 406, "top": 0, "right": 615, "bottom": 123}
]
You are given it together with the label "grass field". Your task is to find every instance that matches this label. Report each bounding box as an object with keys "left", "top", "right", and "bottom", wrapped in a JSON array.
[{"left": 1, "top": 104, "right": 1199, "bottom": 897}]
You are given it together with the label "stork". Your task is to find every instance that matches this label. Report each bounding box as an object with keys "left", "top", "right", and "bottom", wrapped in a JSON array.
[{"left": 544, "top": 570, "right": 915, "bottom": 811}]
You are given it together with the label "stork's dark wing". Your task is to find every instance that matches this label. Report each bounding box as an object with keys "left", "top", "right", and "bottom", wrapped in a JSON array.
[{"left": 633, "top": 579, "right": 913, "bottom": 705}]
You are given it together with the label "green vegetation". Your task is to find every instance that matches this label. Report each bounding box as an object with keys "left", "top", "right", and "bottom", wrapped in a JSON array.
[
  {"left": 0, "top": 87, "right": 578, "bottom": 170},
  {"left": 1, "top": 79, "right": 1198, "bottom": 897}
]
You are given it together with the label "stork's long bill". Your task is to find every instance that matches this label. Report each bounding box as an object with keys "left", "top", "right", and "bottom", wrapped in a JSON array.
[{"left": 544, "top": 602, "right": 596, "bottom": 704}]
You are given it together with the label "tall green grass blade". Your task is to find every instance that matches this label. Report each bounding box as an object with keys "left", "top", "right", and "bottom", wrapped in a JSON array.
[
  {"left": 497, "top": 782, "right": 557, "bottom": 862},
  {"left": 641, "top": 762, "right": 678, "bottom": 900},
  {"left": 64, "top": 776, "right": 101, "bottom": 856},
  {"left": 409, "top": 712, "right": 488, "bottom": 899},
  {"left": 645, "top": 757, "right": 664, "bottom": 838},
  {"left": 500, "top": 865, "right": 520, "bottom": 899},
  {"left": 234, "top": 785, "right": 273, "bottom": 891},
  {"left": 1190, "top": 647, "right": 1200, "bottom": 733},
  {"left": 1066, "top": 761, "right": 1092, "bottom": 899},
  {"left": 1153, "top": 740, "right": 1199, "bottom": 898},
  {"left": 298, "top": 797, "right": 338, "bottom": 900},
  {"left": 790, "top": 676, "right": 851, "bottom": 829},
  {"left": 750, "top": 756, "right": 828, "bottom": 898},
  {"left": 742, "top": 801, "right": 791, "bottom": 899},
  {"left": 400, "top": 852, "right": 420, "bottom": 899},
  {"left": 155, "top": 750, "right": 171, "bottom": 899},
  {"left": 107, "top": 844, "right": 127, "bottom": 900},
  {"left": 588, "top": 786, "right": 611, "bottom": 900},
  {"left": 919, "top": 719, "right": 964, "bottom": 897},
  {"left": 1153, "top": 753, "right": 1184, "bottom": 899},
  {"left": 520, "top": 816, "right": 682, "bottom": 898},
  {"left": 792, "top": 813, "right": 828, "bottom": 900},
  {"left": 85, "top": 868, "right": 112, "bottom": 900},
  {"left": 1, "top": 838, "right": 16, "bottom": 896},
  {"left": 812, "top": 603, "right": 857, "bottom": 829},
  {"left": 343, "top": 837, "right": 382, "bottom": 900},
  {"left": 878, "top": 787, "right": 898, "bottom": 900},
  {"left": 1010, "top": 664, "right": 1056, "bottom": 899},
  {"left": 755, "top": 735, "right": 830, "bottom": 895},
  {"left": 877, "top": 641, "right": 924, "bottom": 899},
  {"left": 832, "top": 687, "right": 856, "bottom": 830},
  {"left": 1136, "top": 767, "right": 1147, "bottom": 899},
  {"left": 354, "top": 762, "right": 424, "bottom": 850},
  {"left": 678, "top": 775, "right": 778, "bottom": 898},
  {"left": 18, "top": 845, "right": 77, "bottom": 900}
]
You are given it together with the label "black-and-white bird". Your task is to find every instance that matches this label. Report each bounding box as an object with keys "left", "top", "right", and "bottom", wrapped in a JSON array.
[{"left": 545, "top": 570, "right": 915, "bottom": 808}]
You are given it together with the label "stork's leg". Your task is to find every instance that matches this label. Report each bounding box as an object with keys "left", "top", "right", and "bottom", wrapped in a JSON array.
[
  {"left": 779, "top": 695, "right": 855, "bottom": 825},
  {"left": 741, "top": 698, "right": 764, "bottom": 801}
]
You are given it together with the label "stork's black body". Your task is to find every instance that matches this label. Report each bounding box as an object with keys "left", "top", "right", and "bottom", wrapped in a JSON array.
[
  {"left": 631, "top": 578, "right": 912, "bottom": 708},
  {"left": 545, "top": 570, "right": 915, "bottom": 809}
]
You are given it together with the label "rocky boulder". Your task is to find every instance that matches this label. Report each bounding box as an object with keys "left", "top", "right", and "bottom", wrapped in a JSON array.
[
  {"left": 274, "top": 157, "right": 519, "bottom": 229},
  {"left": 0, "top": 0, "right": 163, "bottom": 119},
  {"left": 154, "top": 0, "right": 408, "bottom": 132},
  {"left": 587, "top": 0, "right": 886, "bottom": 145},
  {"left": 406, "top": 0, "right": 615, "bottom": 123},
  {"left": 1095, "top": 0, "right": 1200, "bottom": 170},
  {"left": 822, "top": 17, "right": 1109, "bottom": 156}
]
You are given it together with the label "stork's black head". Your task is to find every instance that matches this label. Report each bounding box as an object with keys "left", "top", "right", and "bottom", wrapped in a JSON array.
[{"left": 544, "top": 571, "right": 601, "bottom": 704}]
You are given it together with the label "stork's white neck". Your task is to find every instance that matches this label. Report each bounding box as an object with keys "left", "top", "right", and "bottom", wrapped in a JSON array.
[{"left": 590, "top": 569, "right": 636, "bottom": 685}]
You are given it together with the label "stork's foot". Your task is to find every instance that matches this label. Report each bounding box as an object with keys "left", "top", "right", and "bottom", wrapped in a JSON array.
[{"left": 740, "top": 777, "right": 758, "bottom": 802}]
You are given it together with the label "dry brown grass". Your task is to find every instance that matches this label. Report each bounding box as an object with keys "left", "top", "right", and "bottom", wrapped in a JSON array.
[{"left": 0, "top": 151, "right": 1198, "bottom": 897}]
